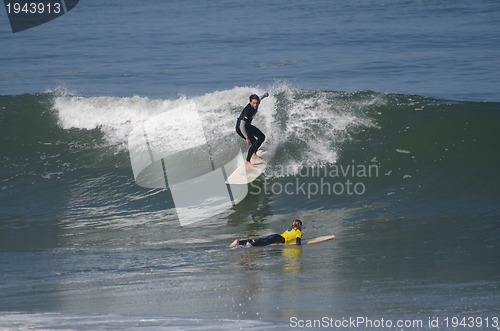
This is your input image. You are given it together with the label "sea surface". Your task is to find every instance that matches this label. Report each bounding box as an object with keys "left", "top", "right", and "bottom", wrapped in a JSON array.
[{"left": 1, "top": 1, "right": 500, "bottom": 330}]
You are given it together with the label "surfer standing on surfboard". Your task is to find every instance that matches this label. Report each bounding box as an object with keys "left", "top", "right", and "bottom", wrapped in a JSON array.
[
  {"left": 230, "top": 219, "right": 302, "bottom": 247},
  {"left": 235, "top": 92, "right": 269, "bottom": 167}
]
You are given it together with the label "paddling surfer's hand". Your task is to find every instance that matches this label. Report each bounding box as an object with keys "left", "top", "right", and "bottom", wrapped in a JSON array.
[{"left": 246, "top": 139, "right": 251, "bottom": 146}]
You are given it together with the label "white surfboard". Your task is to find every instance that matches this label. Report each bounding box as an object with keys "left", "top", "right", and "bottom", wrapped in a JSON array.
[
  {"left": 269, "top": 234, "right": 335, "bottom": 246},
  {"left": 226, "top": 151, "right": 267, "bottom": 184},
  {"left": 304, "top": 235, "right": 335, "bottom": 245}
]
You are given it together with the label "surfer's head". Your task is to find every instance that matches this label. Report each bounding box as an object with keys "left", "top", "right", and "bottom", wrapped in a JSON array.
[
  {"left": 291, "top": 219, "right": 302, "bottom": 231},
  {"left": 249, "top": 94, "right": 260, "bottom": 109}
]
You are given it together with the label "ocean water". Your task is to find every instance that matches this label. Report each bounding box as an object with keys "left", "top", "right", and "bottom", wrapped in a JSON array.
[{"left": 1, "top": 0, "right": 500, "bottom": 330}]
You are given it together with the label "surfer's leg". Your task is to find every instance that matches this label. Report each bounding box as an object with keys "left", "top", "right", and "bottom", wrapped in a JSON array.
[
  {"left": 230, "top": 239, "right": 250, "bottom": 247},
  {"left": 253, "top": 126, "right": 265, "bottom": 151},
  {"left": 236, "top": 120, "right": 255, "bottom": 166},
  {"left": 246, "top": 125, "right": 265, "bottom": 162},
  {"left": 246, "top": 135, "right": 257, "bottom": 162},
  {"left": 250, "top": 234, "right": 285, "bottom": 246}
]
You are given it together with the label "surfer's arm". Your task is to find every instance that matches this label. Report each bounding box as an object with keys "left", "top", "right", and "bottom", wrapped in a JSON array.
[
  {"left": 238, "top": 119, "right": 249, "bottom": 139},
  {"left": 260, "top": 92, "right": 269, "bottom": 100},
  {"left": 241, "top": 122, "right": 248, "bottom": 139}
]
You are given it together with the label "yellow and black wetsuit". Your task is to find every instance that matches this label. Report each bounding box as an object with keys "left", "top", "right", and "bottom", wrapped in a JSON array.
[
  {"left": 280, "top": 228, "right": 302, "bottom": 245},
  {"left": 238, "top": 228, "right": 302, "bottom": 246}
]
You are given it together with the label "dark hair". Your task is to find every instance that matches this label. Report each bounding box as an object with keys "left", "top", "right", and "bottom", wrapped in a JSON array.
[
  {"left": 291, "top": 219, "right": 302, "bottom": 231},
  {"left": 249, "top": 94, "right": 260, "bottom": 102}
]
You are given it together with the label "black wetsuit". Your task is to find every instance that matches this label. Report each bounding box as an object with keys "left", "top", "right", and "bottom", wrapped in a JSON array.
[
  {"left": 237, "top": 234, "right": 285, "bottom": 247},
  {"left": 236, "top": 228, "right": 302, "bottom": 247},
  {"left": 235, "top": 97, "right": 266, "bottom": 162}
]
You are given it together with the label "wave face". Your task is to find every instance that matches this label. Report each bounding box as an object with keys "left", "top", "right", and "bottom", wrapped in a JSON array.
[
  {"left": 1, "top": 86, "right": 499, "bottom": 325},
  {"left": 1, "top": 87, "right": 499, "bottom": 242}
]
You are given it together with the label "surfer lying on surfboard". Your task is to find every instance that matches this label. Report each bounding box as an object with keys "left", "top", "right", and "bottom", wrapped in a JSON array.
[
  {"left": 235, "top": 92, "right": 269, "bottom": 168},
  {"left": 230, "top": 219, "right": 302, "bottom": 247}
]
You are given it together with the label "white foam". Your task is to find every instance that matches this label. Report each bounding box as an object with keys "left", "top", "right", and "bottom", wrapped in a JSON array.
[
  {"left": 0, "top": 312, "right": 283, "bottom": 330},
  {"left": 52, "top": 85, "right": 376, "bottom": 178},
  {"left": 53, "top": 87, "right": 269, "bottom": 150},
  {"left": 265, "top": 86, "right": 377, "bottom": 175}
]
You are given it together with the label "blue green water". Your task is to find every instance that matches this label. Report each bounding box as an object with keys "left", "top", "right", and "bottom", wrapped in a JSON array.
[{"left": 1, "top": 1, "right": 500, "bottom": 329}]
